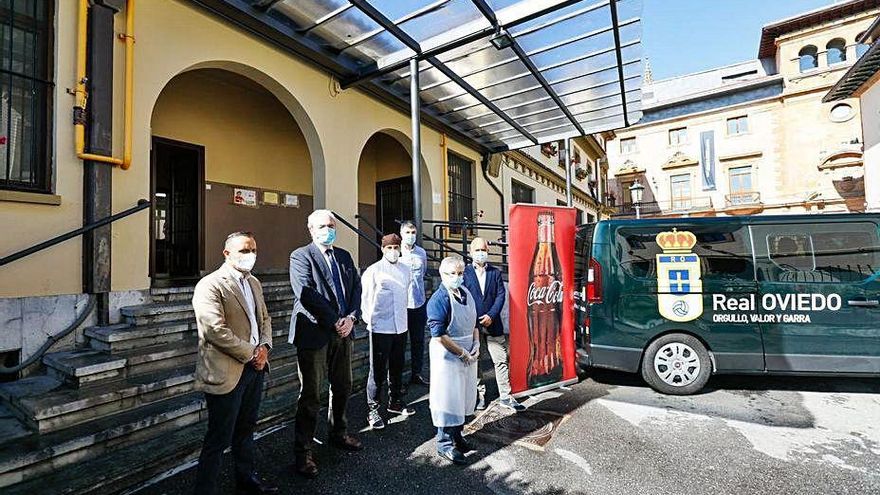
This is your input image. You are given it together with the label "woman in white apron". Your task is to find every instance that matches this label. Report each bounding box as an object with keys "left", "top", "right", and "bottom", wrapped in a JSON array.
[{"left": 426, "top": 257, "right": 479, "bottom": 464}]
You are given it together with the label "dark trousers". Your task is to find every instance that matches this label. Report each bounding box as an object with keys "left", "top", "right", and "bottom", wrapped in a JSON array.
[
  {"left": 436, "top": 425, "right": 464, "bottom": 453},
  {"left": 407, "top": 304, "right": 427, "bottom": 375},
  {"left": 195, "top": 365, "right": 264, "bottom": 495},
  {"left": 294, "top": 333, "right": 353, "bottom": 455},
  {"left": 367, "top": 331, "right": 407, "bottom": 411}
]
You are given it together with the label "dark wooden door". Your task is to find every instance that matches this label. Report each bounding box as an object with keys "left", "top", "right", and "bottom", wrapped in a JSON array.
[
  {"left": 151, "top": 137, "right": 204, "bottom": 283},
  {"left": 376, "top": 176, "right": 413, "bottom": 236}
]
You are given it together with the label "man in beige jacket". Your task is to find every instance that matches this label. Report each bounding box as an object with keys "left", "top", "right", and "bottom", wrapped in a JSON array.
[{"left": 192, "top": 232, "right": 277, "bottom": 495}]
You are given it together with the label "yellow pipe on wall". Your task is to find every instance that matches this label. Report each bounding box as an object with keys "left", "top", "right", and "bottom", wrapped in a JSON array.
[
  {"left": 74, "top": 0, "right": 135, "bottom": 169},
  {"left": 440, "top": 133, "right": 450, "bottom": 223}
]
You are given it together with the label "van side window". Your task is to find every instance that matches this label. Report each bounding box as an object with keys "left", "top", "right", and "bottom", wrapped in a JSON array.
[
  {"left": 767, "top": 234, "right": 816, "bottom": 272},
  {"left": 616, "top": 225, "right": 754, "bottom": 281},
  {"left": 693, "top": 228, "right": 754, "bottom": 281},
  {"left": 616, "top": 230, "right": 662, "bottom": 278},
  {"left": 756, "top": 222, "right": 880, "bottom": 283}
]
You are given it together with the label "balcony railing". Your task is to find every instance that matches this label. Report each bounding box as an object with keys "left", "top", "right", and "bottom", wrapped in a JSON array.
[
  {"left": 726, "top": 191, "right": 761, "bottom": 207},
  {"left": 610, "top": 197, "right": 713, "bottom": 218}
]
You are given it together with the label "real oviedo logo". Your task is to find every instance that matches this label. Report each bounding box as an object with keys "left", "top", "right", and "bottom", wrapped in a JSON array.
[{"left": 656, "top": 229, "right": 704, "bottom": 322}]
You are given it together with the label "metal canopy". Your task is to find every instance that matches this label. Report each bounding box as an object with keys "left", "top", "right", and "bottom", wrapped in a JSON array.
[{"left": 198, "top": 0, "right": 644, "bottom": 152}]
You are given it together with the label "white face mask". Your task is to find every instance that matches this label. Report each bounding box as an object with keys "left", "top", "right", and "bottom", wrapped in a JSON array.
[
  {"left": 401, "top": 232, "right": 417, "bottom": 247},
  {"left": 384, "top": 249, "right": 400, "bottom": 263},
  {"left": 231, "top": 252, "right": 257, "bottom": 273},
  {"left": 441, "top": 273, "right": 464, "bottom": 290},
  {"left": 472, "top": 251, "right": 488, "bottom": 264}
]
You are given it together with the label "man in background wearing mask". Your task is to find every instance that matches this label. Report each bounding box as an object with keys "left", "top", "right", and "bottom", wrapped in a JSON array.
[
  {"left": 192, "top": 232, "right": 277, "bottom": 495},
  {"left": 288, "top": 209, "right": 363, "bottom": 479},
  {"left": 463, "top": 237, "right": 525, "bottom": 412},
  {"left": 361, "top": 234, "right": 415, "bottom": 430},
  {"left": 399, "top": 221, "right": 430, "bottom": 387}
]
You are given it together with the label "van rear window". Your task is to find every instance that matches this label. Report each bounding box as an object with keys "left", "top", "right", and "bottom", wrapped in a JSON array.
[{"left": 616, "top": 226, "right": 754, "bottom": 281}]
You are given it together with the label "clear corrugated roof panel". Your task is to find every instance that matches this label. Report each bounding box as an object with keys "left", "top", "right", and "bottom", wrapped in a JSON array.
[{"left": 238, "top": 0, "right": 643, "bottom": 151}]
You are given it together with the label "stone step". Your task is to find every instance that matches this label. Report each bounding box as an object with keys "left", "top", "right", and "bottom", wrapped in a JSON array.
[
  {"left": 0, "top": 334, "right": 377, "bottom": 493},
  {"left": 88, "top": 311, "right": 292, "bottom": 353},
  {"left": 0, "top": 393, "right": 205, "bottom": 489},
  {"left": 123, "top": 302, "right": 293, "bottom": 328},
  {"left": 150, "top": 280, "right": 291, "bottom": 302},
  {"left": 43, "top": 350, "right": 127, "bottom": 388},
  {"left": 3, "top": 345, "right": 303, "bottom": 437},
  {"left": 1, "top": 389, "right": 296, "bottom": 495},
  {"left": 85, "top": 321, "right": 194, "bottom": 353},
  {"left": 0, "top": 368, "right": 196, "bottom": 434},
  {"left": 117, "top": 338, "right": 200, "bottom": 376}
]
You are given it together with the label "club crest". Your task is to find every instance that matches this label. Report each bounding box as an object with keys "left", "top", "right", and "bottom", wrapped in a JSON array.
[{"left": 656, "top": 229, "right": 703, "bottom": 322}]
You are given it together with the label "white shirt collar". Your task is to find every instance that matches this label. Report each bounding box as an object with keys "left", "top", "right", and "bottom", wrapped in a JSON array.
[
  {"left": 225, "top": 262, "right": 249, "bottom": 281},
  {"left": 313, "top": 240, "right": 333, "bottom": 254}
]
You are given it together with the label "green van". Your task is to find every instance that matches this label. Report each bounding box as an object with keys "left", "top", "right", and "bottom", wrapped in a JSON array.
[{"left": 573, "top": 213, "right": 880, "bottom": 395}]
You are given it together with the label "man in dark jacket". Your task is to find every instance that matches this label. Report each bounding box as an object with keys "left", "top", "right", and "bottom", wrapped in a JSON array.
[
  {"left": 288, "top": 209, "right": 363, "bottom": 479},
  {"left": 463, "top": 237, "right": 525, "bottom": 412}
]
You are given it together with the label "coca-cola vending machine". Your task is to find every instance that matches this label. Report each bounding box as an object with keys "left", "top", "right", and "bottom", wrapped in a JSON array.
[{"left": 508, "top": 205, "right": 578, "bottom": 396}]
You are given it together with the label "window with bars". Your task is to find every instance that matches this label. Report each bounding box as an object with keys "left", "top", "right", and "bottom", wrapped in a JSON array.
[
  {"left": 511, "top": 179, "right": 534, "bottom": 204},
  {"left": 447, "top": 151, "right": 474, "bottom": 233},
  {"left": 0, "top": 0, "right": 52, "bottom": 193}
]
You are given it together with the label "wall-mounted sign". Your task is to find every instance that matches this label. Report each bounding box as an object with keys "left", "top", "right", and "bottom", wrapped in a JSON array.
[
  {"left": 233, "top": 188, "right": 257, "bottom": 207},
  {"left": 262, "top": 191, "right": 280, "bottom": 205},
  {"left": 284, "top": 194, "right": 299, "bottom": 208}
]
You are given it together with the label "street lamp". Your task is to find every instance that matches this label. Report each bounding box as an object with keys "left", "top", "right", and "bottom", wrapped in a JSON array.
[{"left": 629, "top": 180, "right": 645, "bottom": 219}]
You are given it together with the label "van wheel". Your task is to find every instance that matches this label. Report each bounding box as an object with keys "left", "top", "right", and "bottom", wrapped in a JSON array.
[{"left": 641, "top": 334, "right": 711, "bottom": 395}]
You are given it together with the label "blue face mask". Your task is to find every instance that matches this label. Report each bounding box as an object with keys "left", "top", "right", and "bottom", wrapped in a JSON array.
[
  {"left": 401, "top": 233, "right": 417, "bottom": 247},
  {"left": 472, "top": 251, "right": 488, "bottom": 264},
  {"left": 314, "top": 227, "right": 336, "bottom": 246},
  {"left": 442, "top": 274, "right": 464, "bottom": 290}
]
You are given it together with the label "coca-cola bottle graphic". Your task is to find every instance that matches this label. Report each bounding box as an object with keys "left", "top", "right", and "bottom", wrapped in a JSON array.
[{"left": 526, "top": 211, "right": 564, "bottom": 388}]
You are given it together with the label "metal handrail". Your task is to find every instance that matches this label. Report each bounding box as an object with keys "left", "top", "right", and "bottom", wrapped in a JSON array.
[
  {"left": 354, "top": 213, "right": 382, "bottom": 239},
  {"left": 332, "top": 211, "right": 382, "bottom": 251},
  {"left": 0, "top": 199, "right": 151, "bottom": 268}
]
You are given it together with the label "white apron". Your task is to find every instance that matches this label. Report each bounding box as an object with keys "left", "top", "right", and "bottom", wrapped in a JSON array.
[{"left": 429, "top": 287, "right": 479, "bottom": 427}]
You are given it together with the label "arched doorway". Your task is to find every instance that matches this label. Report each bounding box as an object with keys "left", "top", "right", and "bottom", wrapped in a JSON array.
[
  {"left": 150, "top": 68, "right": 316, "bottom": 284},
  {"left": 357, "top": 130, "right": 432, "bottom": 269}
]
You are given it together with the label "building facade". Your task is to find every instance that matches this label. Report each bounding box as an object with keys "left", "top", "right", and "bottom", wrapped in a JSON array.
[
  {"left": 606, "top": 0, "right": 877, "bottom": 218},
  {"left": 825, "top": 14, "right": 880, "bottom": 212},
  {"left": 0, "top": 0, "right": 614, "bottom": 369}
]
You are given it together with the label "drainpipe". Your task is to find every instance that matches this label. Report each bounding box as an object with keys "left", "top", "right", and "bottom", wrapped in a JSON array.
[
  {"left": 481, "top": 153, "right": 505, "bottom": 223},
  {"left": 82, "top": 0, "right": 122, "bottom": 325}
]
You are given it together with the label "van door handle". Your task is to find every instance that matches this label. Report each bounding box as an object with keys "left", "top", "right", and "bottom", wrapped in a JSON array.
[{"left": 848, "top": 300, "right": 879, "bottom": 307}]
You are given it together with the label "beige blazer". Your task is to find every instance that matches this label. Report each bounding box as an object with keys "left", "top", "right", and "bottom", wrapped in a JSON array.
[{"left": 192, "top": 263, "right": 273, "bottom": 395}]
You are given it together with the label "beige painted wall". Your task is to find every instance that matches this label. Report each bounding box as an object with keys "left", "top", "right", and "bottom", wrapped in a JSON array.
[
  {"left": 151, "top": 69, "right": 312, "bottom": 194},
  {"left": 777, "top": 12, "right": 877, "bottom": 84},
  {"left": 357, "top": 133, "right": 412, "bottom": 206},
  {"left": 861, "top": 81, "right": 880, "bottom": 212},
  {"left": 0, "top": 0, "right": 482, "bottom": 298}
]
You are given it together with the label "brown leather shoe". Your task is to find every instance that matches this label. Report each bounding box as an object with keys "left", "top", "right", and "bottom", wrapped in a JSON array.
[
  {"left": 295, "top": 452, "right": 318, "bottom": 479},
  {"left": 329, "top": 434, "right": 363, "bottom": 451}
]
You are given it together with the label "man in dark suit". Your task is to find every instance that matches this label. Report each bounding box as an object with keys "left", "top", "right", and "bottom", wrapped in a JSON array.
[
  {"left": 463, "top": 237, "right": 525, "bottom": 412},
  {"left": 288, "top": 209, "right": 363, "bottom": 478}
]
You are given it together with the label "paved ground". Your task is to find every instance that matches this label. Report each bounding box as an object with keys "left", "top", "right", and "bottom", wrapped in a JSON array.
[{"left": 134, "top": 369, "right": 880, "bottom": 495}]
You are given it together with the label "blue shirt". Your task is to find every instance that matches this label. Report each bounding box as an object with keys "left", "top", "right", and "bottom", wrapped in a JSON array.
[
  {"left": 427, "top": 286, "right": 469, "bottom": 337},
  {"left": 400, "top": 244, "right": 428, "bottom": 308}
]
